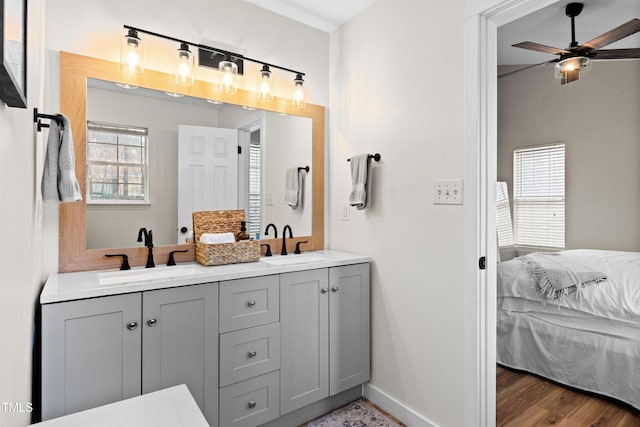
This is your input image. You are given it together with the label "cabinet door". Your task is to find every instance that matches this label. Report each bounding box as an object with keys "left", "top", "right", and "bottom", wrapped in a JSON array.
[
  {"left": 280, "top": 269, "right": 329, "bottom": 415},
  {"left": 329, "top": 263, "right": 371, "bottom": 395},
  {"left": 41, "top": 293, "right": 142, "bottom": 421},
  {"left": 142, "top": 283, "right": 218, "bottom": 426}
]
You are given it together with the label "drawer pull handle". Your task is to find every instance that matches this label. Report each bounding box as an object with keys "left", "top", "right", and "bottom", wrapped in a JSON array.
[
  {"left": 147, "top": 318, "right": 158, "bottom": 327},
  {"left": 331, "top": 286, "right": 339, "bottom": 292},
  {"left": 248, "top": 351, "right": 257, "bottom": 358},
  {"left": 126, "top": 321, "right": 138, "bottom": 330},
  {"left": 247, "top": 300, "right": 256, "bottom": 307},
  {"left": 247, "top": 400, "right": 257, "bottom": 409},
  {"left": 320, "top": 288, "right": 328, "bottom": 294}
]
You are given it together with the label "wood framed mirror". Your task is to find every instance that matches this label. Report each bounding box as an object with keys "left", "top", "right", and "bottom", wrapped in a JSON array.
[{"left": 59, "top": 51, "right": 324, "bottom": 272}]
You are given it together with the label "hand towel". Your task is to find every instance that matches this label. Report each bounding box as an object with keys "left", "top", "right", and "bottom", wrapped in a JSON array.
[
  {"left": 200, "top": 232, "right": 236, "bottom": 244},
  {"left": 41, "top": 114, "right": 82, "bottom": 203},
  {"left": 349, "top": 154, "right": 370, "bottom": 210},
  {"left": 285, "top": 167, "right": 301, "bottom": 209}
]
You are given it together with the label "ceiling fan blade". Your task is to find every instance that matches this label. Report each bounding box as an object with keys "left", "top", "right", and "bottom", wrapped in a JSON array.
[
  {"left": 582, "top": 19, "right": 640, "bottom": 50},
  {"left": 497, "top": 60, "right": 555, "bottom": 79},
  {"left": 512, "top": 41, "right": 568, "bottom": 55},
  {"left": 592, "top": 48, "right": 640, "bottom": 59}
]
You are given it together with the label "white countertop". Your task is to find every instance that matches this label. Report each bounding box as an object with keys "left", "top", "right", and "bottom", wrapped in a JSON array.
[
  {"left": 30, "top": 384, "right": 209, "bottom": 426},
  {"left": 41, "top": 250, "right": 371, "bottom": 304}
]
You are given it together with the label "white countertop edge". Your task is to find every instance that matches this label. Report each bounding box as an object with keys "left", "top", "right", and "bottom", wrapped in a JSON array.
[
  {"left": 41, "top": 250, "right": 371, "bottom": 304},
  {"left": 30, "top": 384, "right": 209, "bottom": 426}
]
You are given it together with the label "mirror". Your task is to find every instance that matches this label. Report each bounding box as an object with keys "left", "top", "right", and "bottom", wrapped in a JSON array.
[
  {"left": 85, "top": 79, "right": 312, "bottom": 249},
  {"left": 59, "top": 51, "right": 324, "bottom": 272}
]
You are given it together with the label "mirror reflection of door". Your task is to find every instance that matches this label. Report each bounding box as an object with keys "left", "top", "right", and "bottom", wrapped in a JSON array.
[{"left": 178, "top": 125, "right": 238, "bottom": 243}]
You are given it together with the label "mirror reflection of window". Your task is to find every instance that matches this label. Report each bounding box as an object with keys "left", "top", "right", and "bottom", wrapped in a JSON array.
[
  {"left": 248, "top": 129, "right": 261, "bottom": 238},
  {"left": 87, "top": 122, "right": 148, "bottom": 204},
  {"left": 496, "top": 181, "right": 514, "bottom": 247}
]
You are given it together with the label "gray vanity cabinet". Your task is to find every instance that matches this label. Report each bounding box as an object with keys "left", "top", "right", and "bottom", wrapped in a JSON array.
[
  {"left": 280, "top": 263, "right": 370, "bottom": 415},
  {"left": 142, "top": 284, "right": 219, "bottom": 424},
  {"left": 41, "top": 293, "right": 142, "bottom": 421},
  {"left": 41, "top": 283, "right": 219, "bottom": 426}
]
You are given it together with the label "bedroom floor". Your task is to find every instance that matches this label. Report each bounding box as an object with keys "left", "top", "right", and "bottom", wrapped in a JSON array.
[{"left": 496, "top": 365, "right": 640, "bottom": 426}]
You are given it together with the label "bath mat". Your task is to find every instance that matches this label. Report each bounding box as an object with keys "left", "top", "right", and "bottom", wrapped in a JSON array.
[{"left": 300, "top": 398, "right": 405, "bottom": 427}]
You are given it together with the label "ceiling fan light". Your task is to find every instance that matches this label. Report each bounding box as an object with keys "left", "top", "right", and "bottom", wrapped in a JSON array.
[{"left": 554, "top": 56, "right": 591, "bottom": 81}]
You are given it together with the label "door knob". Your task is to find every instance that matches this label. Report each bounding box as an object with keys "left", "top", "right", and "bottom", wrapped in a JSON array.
[
  {"left": 331, "top": 286, "right": 339, "bottom": 292},
  {"left": 247, "top": 300, "right": 256, "bottom": 307},
  {"left": 320, "top": 288, "right": 328, "bottom": 294},
  {"left": 247, "top": 401, "right": 257, "bottom": 409},
  {"left": 180, "top": 226, "right": 188, "bottom": 233},
  {"left": 248, "top": 351, "right": 257, "bottom": 358},
  {"left": 146, "top": 318, "right": 158, "bottom": 327}
]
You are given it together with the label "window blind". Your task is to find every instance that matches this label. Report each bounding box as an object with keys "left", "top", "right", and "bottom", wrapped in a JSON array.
[
  {"left": 248, "top": 140, "right": 261, "bottom": 237},
  {"left": 513, "top": 144, "right": 565, "bottom": 248},
  {"left": 496, "top": 182, "right": 515, "bottom": 247}
]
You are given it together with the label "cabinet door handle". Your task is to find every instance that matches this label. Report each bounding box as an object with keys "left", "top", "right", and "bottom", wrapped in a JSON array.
[
  {"left": 247, "top": 400, "right": 257, "bottom": 409},
  {"left": 248, "top": 351, "right": 257, "bottom": 358},
  {"left": 331, "top": 286, "right": 339, "bottom": 292},
  {"left": 320, "top": 288, "right": 328, "bottom": 294},
  {"left": 247, "top": 300, "right": 256, "bottom": 307},
  {"left": 126, "top": 321, "right": 138, "bottom": 330},
  {"left": 146, "top": 318, "right": 158, "bottom": 327}
]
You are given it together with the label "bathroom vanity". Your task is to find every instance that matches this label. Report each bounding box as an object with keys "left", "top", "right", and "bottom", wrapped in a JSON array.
[{"left": 40, "top": 250, "right": 370, "bottom": 427}]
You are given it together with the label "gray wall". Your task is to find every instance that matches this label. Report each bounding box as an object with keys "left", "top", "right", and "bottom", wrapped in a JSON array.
[{"left": 498, "top": 60, "right": 640, "bottom": 252}]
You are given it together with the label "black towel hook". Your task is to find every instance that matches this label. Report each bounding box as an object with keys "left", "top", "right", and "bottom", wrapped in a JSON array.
[
  {"left": 298, "top": 166, "right": 310, "bottom": 173},
  {"left": 33, "top": 108, "right": 64, "bottom": 132}
]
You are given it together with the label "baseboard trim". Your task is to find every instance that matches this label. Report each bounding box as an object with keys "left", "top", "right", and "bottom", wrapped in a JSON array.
[{"left": 363, "top": 383, "right": 439, "bottom": 427}]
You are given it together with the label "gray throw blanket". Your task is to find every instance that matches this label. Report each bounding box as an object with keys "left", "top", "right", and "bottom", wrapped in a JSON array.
[{"left": 521, "top": 252, "right": 607, "bottom": 301}]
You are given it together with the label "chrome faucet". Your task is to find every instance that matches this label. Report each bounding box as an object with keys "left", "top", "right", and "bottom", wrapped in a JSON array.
[
  {"left": 281, "top": 225, "right": 293, "bottom": 256},
  {"left": 264, "top": 223, "right": 278, "bottom": 238},
  {"left": 137, "top": 227, "right": 155, "bottom": 268}
]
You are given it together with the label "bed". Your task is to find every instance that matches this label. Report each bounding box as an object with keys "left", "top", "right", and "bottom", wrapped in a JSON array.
[{"left": 496, "top": 249, "right": 640, "bottom": 410}]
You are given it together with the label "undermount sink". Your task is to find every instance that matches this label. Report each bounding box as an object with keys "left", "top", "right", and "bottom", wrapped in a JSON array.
[
  {"left": 98, "top": 264, "right": 204, "bottom": 286},
  {"left": 260, "top": 254, "right": 328, "bottom": 266}
]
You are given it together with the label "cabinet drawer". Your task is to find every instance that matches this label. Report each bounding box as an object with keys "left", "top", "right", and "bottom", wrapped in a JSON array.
[
  {"left": 219, "top": 371, "right": 280, "bottom": 427},
  {"left": 219, "top": 275, "right": 279, "bottom": 333},
  {"left": 220, "top": 323, "right": 280, "bottom": 387}
]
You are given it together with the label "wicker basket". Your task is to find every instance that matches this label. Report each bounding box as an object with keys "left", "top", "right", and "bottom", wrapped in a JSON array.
[{"left": 192, "top": 210, "right": 260, "bottom": 266}]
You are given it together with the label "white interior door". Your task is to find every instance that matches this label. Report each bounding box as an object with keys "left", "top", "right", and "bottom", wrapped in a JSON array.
[{"left": 178, "top": 125, "right": 238, "bottom": 243}]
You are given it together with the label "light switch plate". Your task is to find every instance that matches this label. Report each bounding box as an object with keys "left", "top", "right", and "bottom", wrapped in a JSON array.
[
  {"left": 341, "top": 202, "right": 350, "bottom": 221},
  {"left": 434, "top": 179, "right": 463, "bottom": 205},
  {"left": 265, "top": 192, "right": 273, "bottom": 206}
]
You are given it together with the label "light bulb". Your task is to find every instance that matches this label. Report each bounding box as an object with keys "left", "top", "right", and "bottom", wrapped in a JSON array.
[
  {"left": 257, "top": 65, "right": 273, "bottom": 102},
  {"left": 175, "top": 43, "right": 194, "bottom": 87},
  {"left": 120, "top": 29, "right": 144, "bottom": 76},
  {"left": 218, "top": 56, "right": 238, "bottom": 94},
  {"left": 292, "top": 74, "right": 306, "bottom": 108}
]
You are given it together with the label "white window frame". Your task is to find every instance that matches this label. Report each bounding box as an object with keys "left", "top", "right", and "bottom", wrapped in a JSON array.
[
  {"left": 496, "top": 181, "right": 514, "bottom": 247},
  {"left": 86, "top": 121, "right": 149, "bottom": 206},
  {"left": 513, "top": 143, "right": 565, "bottom": 249}
]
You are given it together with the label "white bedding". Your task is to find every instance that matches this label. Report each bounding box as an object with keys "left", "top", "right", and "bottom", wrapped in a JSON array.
[{"left": 498, "top": 249, "right": 640, "bottom": 324}]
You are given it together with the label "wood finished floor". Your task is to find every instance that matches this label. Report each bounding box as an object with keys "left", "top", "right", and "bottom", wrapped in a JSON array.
[{"left": 497, "top": 366, "right": 640, "bottom": 426}]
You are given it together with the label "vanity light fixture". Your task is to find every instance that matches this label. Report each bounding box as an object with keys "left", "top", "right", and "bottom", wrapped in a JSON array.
[
  {"left": 257, "top": 65, "right": 273, "bottom": 102},
  {"left": 121, "top": 25, "right": 307, "bottom": 107},
  {"left": 120, "top": 29, "right": 144, "bottom": 76},
  {"left": 219, "top": 54, "right": 239, "bottom": 94},
  {"left": 175, "top": 43, "right": 194, "bottom": 87},
  {"left": 292, "top": 73, "right": 306, "bottom": 108}
]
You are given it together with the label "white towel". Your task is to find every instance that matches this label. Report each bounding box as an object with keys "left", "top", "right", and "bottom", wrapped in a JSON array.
[
  {"left": 200, "top": 232, "right": 236, "bottom": 244},
  {"left": 285, "top": 168, "right": 301, "bottom": 209},
  {"left": 349, "top": 154, "right": 369, "bottom": 210},
  {"left": 41, "top": 114, "right": 82, "bottom": 203}
]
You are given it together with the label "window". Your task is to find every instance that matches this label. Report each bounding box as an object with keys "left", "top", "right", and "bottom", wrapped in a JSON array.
[
  {"left": 513, "top": 143, "right": 565, "bottom": 248},
  {"left": 248, "top": 130, "right": 261, "bottom": 237},
  {"left": 87, "top": 122, "right": 148, "bottom": 204},
  {"left": 496, "top": 182, "right": 514, "bottom": 247}
]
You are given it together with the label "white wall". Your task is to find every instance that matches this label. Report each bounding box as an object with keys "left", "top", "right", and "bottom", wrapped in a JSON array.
[
  {"left": 329, "top": 0, "right": 465, "bottom": 425},
  {"left": 262, "top": 113, "right": 312, "bottom": 236},
  {"left": 498, "top": 61, "right": 640, "bottom": 251},
  {"left": 43, "top": 0, "right": 330, "bottom": 273},
  {"left": 86, "top": 87, "right": 221, "bottom": 248},
  {"left": 0, "top": 2, "right": 47, "bottom": 426}
]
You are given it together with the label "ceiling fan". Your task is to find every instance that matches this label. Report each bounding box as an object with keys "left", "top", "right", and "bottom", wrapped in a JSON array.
[{"left": 509, "top": 2, "right": 640, "bottom": 84}]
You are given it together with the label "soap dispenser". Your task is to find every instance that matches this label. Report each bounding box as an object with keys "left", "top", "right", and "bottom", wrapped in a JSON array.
[{"left": 237, "top": 221, "right": 250, "bottom": 241}]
